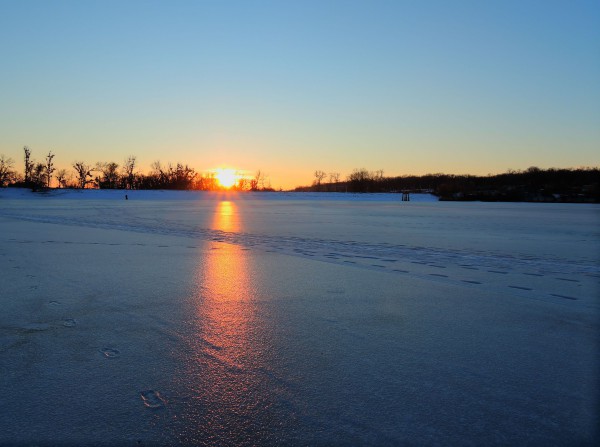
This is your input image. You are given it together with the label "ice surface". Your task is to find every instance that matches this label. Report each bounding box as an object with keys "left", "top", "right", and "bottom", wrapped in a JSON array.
[{"left": 0, "top": 189, "right": 598, "bottom": 445}]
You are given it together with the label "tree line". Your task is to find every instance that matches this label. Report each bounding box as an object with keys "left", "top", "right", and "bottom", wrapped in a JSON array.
[
  {"left": 0, "top": 147, "right": 274, "bottom": 192},
  {"left": 295, "top": 167, "right": 600, "bottom": 202},
  {"left": 1, "top": 147, "right": 597, "bottom": 202}
]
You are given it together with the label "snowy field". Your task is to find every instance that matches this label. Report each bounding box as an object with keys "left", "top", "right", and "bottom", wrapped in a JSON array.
[{"left": 0, "top": 188, "right": 598, "bottom": 445}]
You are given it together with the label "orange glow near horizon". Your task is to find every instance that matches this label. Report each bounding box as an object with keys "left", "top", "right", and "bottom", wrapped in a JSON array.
[{"left": 215, "top": 168, "right": 238, "bottom": 189}]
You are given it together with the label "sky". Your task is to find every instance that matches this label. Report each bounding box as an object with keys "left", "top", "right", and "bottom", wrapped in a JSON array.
[{"left": 1, "top": 0, "right": 599, "bottom": 189}]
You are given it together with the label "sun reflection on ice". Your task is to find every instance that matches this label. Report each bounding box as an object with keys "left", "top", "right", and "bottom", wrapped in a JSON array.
[
  {"left": 213, "top": 200, "right": 239, "bottom": 233},
  {"left": 186, "top": 199, "right": 278, "bottom": 443},
  {"left": 202, "top": 201, "right": 250, "bottom": 370}
]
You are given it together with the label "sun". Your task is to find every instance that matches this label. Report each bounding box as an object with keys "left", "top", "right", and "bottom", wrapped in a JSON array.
[{"left": 215, "top": 168, "right": 238, "bottom": 189}]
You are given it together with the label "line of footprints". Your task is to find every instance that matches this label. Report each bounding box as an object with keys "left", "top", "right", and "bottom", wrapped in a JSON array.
[
  {"left": 50, "top": 300, "right": 166, "bottom": 410},
  {"left": 98, "top": 345, "right": 165, "bottom": 409}
]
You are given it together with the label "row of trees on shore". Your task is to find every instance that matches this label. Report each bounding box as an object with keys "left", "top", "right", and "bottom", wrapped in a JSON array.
[
  {"left": 1, "top": 147, "right": 598, "bottom": 202},
  {"left": 295, "top": 167, "right": 600, "bottom": 202},
  {"left": 0, "top": 147, "right": 274, "bottom": 191}
]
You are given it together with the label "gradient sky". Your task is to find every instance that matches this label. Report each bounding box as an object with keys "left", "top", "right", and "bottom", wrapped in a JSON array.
[{"left": 1, "top": 0, "right": 598, "bottom": 189}]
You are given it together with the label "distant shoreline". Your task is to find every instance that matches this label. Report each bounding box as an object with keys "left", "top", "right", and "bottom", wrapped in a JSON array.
[
  {"left": 293, "top": 167, "right": 599, "bottom": 203},
  {"left": 2, "top": 187, "right": 599, "bottom": 204}
]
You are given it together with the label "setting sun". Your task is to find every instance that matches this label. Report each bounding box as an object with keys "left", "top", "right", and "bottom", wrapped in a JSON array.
[{"left": 215, "top": 169, "right": 238, "bottom": 189}]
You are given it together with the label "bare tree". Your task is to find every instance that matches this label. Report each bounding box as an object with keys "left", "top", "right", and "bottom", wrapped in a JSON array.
[
  {"left": 251, "top": 169, "right": 265, "bottom": 191},
  {"left": 150, "top": 160, "right": 164, "bottom": 184},
  {"left": 314, "top": 170, "right": 327, "bottom": 186},
  {"left": 348, "top": 168, "right": 372, "bottom": 182},
  {"left": 168, "top": 163, "right": 197, "bottom": 189},
  {"left": 150, "top": 160, "right": 162, "bottom": 174},
  {"left": 123, "top": 155, "right": 137, "bottom": 189},
  {"left": 347, "top": 168, "right": 373, "bottom": 192},
  {"left": 55, "top": 169, "right": 69, "bottom": 188},
  {"left": 0, "top": 154, "right": 16, "bottom": 187},
  {"left": 236, "top": 177, "right": 249, "bottom": 191},
  {"left": 197, "top": 172, "right": 218, "bottom": 191},
  {"left": 45, "top": 151, "right": 56, "bottom": 188},
  {"left": 31, "top": 163, "right": 46, "bottom": 191},
  {"left": 329, "top": 172, "right": 340, "bottom": 184},
  {"left": 96, "top": 161, "right": 120, "bottom": 188},
  {"left": 72, "top": 161, "right": 92, "bottom": 189},
  {"left": 23, "top": 146, "right": 33, "bottom": 184}
]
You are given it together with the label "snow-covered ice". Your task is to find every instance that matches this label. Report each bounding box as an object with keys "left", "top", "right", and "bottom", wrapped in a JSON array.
[{"left": 0, "top": 188, "right": 598, "bottom": 445}]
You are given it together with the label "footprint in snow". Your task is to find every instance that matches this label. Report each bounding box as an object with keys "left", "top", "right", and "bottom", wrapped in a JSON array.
[
  {"left": 100, "top": 347, "right": 120, "bottom": 358},
  {"left": 140, "top": 390, "right": 165, "bottom": 409},
  {"left": 62, "top": 319, "right": 77, "bottom": 327}
]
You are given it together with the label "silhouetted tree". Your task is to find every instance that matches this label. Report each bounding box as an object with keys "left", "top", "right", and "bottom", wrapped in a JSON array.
[
  {"left": 0, "top": 154, "right": 16, "bottom": 187},
  {"left": 72, "top": 161, "right": 92, "bottom": 189},
  {"left": 144, "top": 161, "right": 197, "bottom": 189},
  {"left": 235, "top": 177, "right": 249, "bottom": 191},
  {"left": 123, "top": 156, "right": 137, "bottom": 189},
  {"left": 148, "top": 160, "right": 166, "bottom": 188},
  {"left": 347, "top": 168, "right": 373, "bottom": 192},
  {"left": 196, "top": 172, "right": 218, "bottom": 191},
  {"left": 23, "top": 146, "right": 33, "bottom": 185},
  {"left": 45, "top": 151, "right": 55, "bottom": 188},
  {"left": 55, "top": 169, "right": 69, "bottom": 188},
  {"left": 167, "top": 163, "right": 196, "bottom": 189},
  {"left": 327, "top": 172, "right": 341, "bottom": 191},
  {"left": 31, "top": 163, "right": 46, "bottom": 191},
  {"left": 251, "top": 170, "right": 264, "bottom": 191},
  {"left": 314, "top": 170, "right": 327, "bottom": 187},
  {"left": 96, "top": 161, "right": 120, "bottom": 189}
]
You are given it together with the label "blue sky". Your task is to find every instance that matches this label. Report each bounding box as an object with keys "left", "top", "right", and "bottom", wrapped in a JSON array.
[{"left": 1, "top": 0, "right": 598, "bottom": 188}]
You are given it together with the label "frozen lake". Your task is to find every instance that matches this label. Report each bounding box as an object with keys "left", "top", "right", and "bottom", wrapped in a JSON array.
[{"left": 1, "top": 189, "right": 598, "bottom": 445}]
